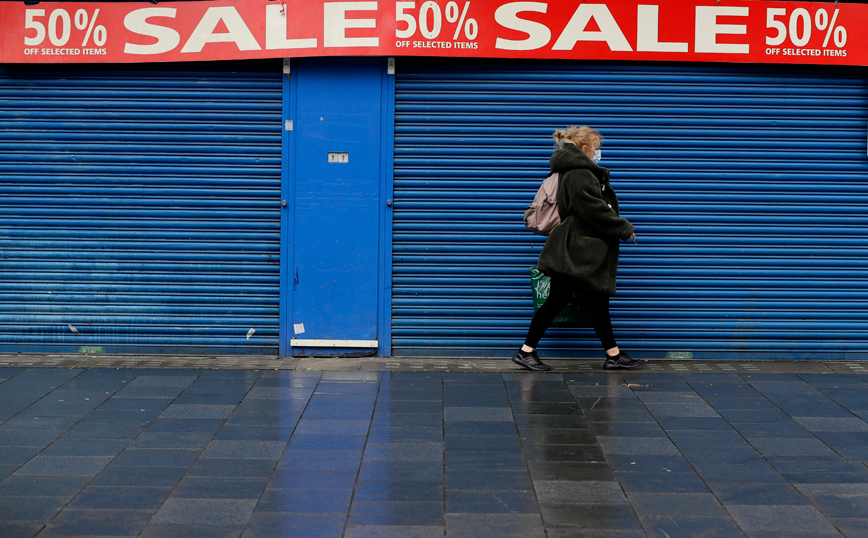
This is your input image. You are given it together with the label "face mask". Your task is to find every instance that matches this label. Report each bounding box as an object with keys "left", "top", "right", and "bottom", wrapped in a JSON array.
[{"left": 592, "top": 149, "right": 602, "bottom": 164}]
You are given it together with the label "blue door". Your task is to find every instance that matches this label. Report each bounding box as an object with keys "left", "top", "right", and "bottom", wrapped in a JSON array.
[{"left": 285, "top": 57, "right": 389, "bottom": 356}]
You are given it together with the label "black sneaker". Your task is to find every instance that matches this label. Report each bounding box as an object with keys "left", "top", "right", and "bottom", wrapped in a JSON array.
[
  {"left": 512, "top": 349, "right": 551, "bottom": 371},
  {"left": 603, "top": 351, "right": 643, "bottom": 370}
]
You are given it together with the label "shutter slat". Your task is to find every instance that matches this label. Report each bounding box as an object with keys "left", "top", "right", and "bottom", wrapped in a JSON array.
[
  {"left": 393, "top": 60, "right": 868, "bottom": 359},
  {"left": 0, "top": 62, "right": 283, "bottom": 354}
]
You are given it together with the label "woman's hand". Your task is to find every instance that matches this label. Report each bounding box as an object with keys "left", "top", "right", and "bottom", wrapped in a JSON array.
[{"left": 630, "top": 233, "right": 636, "bottom": 243}]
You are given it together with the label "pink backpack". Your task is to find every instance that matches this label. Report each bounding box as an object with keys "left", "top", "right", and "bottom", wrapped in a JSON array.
[{"left": 523, "top": 173, "right": 560, "bottom": 236}]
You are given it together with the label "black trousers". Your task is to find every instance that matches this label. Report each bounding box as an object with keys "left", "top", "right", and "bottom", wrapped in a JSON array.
[{"left": 524, "top": 276, "right": 618, "bottom": 351}]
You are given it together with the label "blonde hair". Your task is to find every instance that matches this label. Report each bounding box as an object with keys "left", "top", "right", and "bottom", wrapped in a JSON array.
[{"left": 553, "top": 126, "right": 602, "bottom": 151}]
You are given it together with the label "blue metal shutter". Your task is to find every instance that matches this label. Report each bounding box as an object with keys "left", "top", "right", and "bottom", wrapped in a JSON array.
[
  {"left": 393, "top": 60, "right": 868, "bottom": 360},
  {"left": 0, "top": 62, "right": 283, "bottom": 354}
]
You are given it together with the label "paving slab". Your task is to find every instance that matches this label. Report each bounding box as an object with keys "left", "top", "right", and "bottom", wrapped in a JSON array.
[{"left": 1, "top": 359, "right": 867, "bottom": 536}]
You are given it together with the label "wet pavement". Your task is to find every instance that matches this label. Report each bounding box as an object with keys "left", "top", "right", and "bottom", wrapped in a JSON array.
[{"left": 2, "top": 360, "right": 868, "bottom": 537}]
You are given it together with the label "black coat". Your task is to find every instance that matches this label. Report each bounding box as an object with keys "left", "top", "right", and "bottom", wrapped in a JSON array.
[{"left": 537, "top": 143, "right": 635, "bottom": 294}]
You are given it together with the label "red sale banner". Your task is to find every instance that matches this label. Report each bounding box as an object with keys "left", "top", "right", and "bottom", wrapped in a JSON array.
[{"left": 1, "top": 0, "right": 866, "bottom": 65}]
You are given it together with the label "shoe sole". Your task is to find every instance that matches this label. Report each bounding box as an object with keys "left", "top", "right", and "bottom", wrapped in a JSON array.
[
  {"left": 511, "top": 356, "right": 551, "bottom": 372},
  {"left": 603, "top": 361, "right": 642, "bottom": 370}
]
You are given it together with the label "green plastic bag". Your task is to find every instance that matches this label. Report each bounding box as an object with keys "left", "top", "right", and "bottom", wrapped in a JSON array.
[{"left": 529, "top": 265, "right": 593, "bottom": 327}]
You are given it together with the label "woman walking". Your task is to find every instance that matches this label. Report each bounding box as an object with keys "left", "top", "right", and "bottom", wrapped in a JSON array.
[{"left": 514, "top": 126, "right": 641, "bottom": 372}]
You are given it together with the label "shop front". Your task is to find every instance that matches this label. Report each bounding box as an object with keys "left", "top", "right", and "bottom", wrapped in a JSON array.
[{"left": 1, "top": 0, "right": 867, "bottom": 359}]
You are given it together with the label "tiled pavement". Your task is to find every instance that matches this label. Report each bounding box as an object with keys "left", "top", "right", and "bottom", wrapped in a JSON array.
[{"left": 3, "top": 360, "right": 868, "bottom": 537}]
